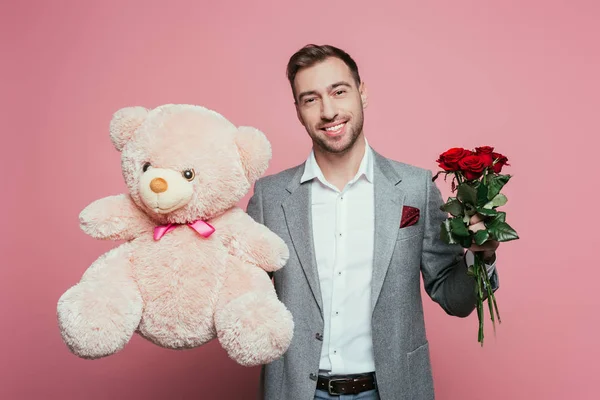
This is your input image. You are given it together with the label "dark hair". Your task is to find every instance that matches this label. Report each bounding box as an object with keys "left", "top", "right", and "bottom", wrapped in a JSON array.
[{"left": 286, "top": 44, "right": 361, "bottom": 101}]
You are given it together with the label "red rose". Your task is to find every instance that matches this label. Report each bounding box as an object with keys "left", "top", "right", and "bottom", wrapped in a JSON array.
[
  {"left": 491, "top": 152, "right": 509, "bottom": 173},
  {"left": 437, "top": 147, "right": 472, "bottom": 171},
  {"left": 458, "top": 154, "right": 487, "bottom": 180},
  {"left": 475, "top": 146, "right": 494, "bottom": 167}
]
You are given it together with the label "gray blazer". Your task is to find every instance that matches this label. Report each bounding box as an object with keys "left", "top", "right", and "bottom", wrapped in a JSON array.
[{"left": 246, "top": 149, "right": 499, "bottom": 400}]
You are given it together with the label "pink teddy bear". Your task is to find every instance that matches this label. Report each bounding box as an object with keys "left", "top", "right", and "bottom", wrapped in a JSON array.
[{"left": 57, "top": 104, "right": 294, "bottom": 366}]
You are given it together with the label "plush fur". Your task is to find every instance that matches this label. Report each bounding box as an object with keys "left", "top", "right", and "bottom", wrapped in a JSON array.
[{"left": 57, "top": 104, "right": 294, "bottom": 366}]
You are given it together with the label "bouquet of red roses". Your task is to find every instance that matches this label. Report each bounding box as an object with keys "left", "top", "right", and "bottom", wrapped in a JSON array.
[{"left": 433, "top": 146, "right": 518, "bottom": 345}]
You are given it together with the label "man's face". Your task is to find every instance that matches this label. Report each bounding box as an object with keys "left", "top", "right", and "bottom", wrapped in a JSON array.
[{"left": 293, "top": 57, "right": 367, "bottom": 154}]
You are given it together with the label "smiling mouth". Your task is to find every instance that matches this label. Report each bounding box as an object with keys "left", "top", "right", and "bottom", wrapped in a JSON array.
[{"left": 320, "top": 121, "right": 347, "bottom": 136}]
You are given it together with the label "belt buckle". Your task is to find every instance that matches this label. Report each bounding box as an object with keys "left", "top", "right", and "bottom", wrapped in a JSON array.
[{"left": 327, "top": 377, "right": 350, "bottom": 396}]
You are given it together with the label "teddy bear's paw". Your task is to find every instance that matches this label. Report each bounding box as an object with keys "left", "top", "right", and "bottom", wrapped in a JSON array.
[
  {"left": 273, "top": 241, "right": 290, "bottom": 271},
  {"left": 57, "top": 281, "right": 143, "bottom": 359},
  {"left": 137, "top": 306, "right": 216, "bottom": 349},
  {"left": 260, "top": 238, "right": 290, "bottom": 272},
  {"left": 215, "top": 292, "right": 294, "bottom": 366},
  {"left": 79, "top": 194, "right": 152, "bottom": 241}
]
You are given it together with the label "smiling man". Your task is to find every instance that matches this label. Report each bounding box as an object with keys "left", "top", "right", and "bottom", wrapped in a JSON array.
[{"left": 246, "top": 44, "right": 500, "bottom": 400}]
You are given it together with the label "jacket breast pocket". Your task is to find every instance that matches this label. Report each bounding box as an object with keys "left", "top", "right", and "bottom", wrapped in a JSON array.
[
  {"left": 396, "top": 224, "right": 422, "bottom": 241},
  {"left": 407, "top": 342, "right": 435, "bottom": 400}
]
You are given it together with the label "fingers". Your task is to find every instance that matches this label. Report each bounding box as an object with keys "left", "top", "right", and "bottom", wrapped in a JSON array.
[
  {"left": 469, "top": 213, "right": 484, "bottom": 224},
  {"left": 468, "top": 213, "right": 486, "bottom": 233},
  {"left": 468, "top": 221, "right": 486, "bottom": 233},
  {"left": 469, "top": 244, "right": 486, "bottom": 252},
  {"left": 470, "top": 241, "right": 500, "bottom": 252}
]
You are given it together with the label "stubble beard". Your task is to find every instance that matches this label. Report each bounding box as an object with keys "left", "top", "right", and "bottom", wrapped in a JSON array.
[{"left": 310, "top": 110, "right": 364, "bottom": 155}]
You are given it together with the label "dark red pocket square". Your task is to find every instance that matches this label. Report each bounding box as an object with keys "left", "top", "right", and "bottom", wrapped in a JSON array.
[{"left": 400, "top": 206, "right": 420, "bottom": 228}]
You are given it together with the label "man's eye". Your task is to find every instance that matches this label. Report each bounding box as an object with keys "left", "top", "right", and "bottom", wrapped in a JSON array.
[
  {"left": 304, "top": 98, "right": 315, "bottom": 104},
  {"left": 335, "top": 90, "right": 346, "bottom": 95}
]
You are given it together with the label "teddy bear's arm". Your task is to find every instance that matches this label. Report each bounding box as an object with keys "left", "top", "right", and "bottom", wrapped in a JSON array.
[
  {"left": 79, "top": 194, "right": 154, "bottom": 241},
  {"left": 216, "top": 207, "right": 289, "bottom": 272}
]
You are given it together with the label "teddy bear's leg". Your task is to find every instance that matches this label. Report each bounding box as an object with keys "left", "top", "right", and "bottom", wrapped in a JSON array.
[
  {"left": 57, "top": 244, "right": 143, "bottom": 359},
  {"left": 214, "top": 258, "right": 294, "bottom": 366}
]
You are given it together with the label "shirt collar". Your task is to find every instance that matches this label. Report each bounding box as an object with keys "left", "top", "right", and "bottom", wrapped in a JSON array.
[{"left": 300, "top": 138, "right": 374, "bottom": 185}]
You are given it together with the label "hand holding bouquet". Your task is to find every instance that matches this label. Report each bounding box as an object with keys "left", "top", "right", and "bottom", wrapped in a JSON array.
[{"left": 433, "top": 146, "right": 519, "bottom": 345}]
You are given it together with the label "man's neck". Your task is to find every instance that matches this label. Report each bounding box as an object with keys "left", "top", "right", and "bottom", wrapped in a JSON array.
[{"left": 313, "top": 135, "right": 366, "bottom": 191}]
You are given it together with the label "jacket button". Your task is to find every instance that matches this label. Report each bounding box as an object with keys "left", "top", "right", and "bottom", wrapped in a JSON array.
[
  {"left": 309, "top": 373, "right": 317, "bottom": 381},
  {"left": 315, "top": 333, "right": 323, "bottom": 341}
]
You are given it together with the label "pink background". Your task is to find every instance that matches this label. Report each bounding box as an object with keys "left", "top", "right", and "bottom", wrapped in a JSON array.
[{"left": 2, "top": 0, "right": 599, "bottom": 399}]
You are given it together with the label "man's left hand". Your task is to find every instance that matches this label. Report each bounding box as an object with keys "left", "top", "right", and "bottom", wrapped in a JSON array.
[{"left": 467, "top": 213, "right": 499, "bottom": 263}]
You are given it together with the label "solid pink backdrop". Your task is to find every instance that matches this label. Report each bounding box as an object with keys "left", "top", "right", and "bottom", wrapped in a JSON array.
[{"left": 2, "top": 1, "right": 599, "bottom": 399}]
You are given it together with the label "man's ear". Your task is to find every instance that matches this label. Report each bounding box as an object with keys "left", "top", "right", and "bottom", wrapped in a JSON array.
[
  {"left": 360, "top": 81, "right": 368, "bottom": 109},
  {"left": 109, "top": 106, "right": 149, "bottom": 151}
]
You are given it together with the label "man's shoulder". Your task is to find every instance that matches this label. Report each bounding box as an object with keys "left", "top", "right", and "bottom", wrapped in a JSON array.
[
  {"left": 373, "top": 150, "right": 432, "bottom": 181},
  {"left": 388, "top": 158, "right": 430, "bottom": 176},
  {"left": 255, "top": 163, "right": 304, "bottom": 192}
]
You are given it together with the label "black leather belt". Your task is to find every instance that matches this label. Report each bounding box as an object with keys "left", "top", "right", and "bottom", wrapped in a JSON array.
[{"left": 317, "top": 372, "right": 377, "bottom": 396}]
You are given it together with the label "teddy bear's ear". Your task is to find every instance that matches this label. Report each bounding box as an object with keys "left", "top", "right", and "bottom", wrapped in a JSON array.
[
  {"left": 235, "top": 126, "right": 272, "bottom": 184},
  {"left": 109, "top": 106, "right": 149, "bottom": 151}
]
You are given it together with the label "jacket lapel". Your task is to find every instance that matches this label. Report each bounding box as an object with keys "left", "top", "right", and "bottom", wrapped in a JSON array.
[
  {"left": 281, "top": 165, "right": 324, "bottom": 319},
  {"left": 371, "top": 151, "right": 405, "bottom": 312},
  {"left": 279, "top": 151, "right": 404, "bottom": 318}
]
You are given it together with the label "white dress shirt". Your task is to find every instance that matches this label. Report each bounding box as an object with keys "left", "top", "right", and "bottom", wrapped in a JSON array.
[
  {"left": 300, "top": 139, "right": 496, "bottom": 376},
  {"left": 301, "top": 139, "right": 376, "bottom": 375}
]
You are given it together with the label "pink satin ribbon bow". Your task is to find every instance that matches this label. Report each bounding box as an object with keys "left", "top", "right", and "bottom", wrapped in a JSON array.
[{"left": 153, "top": 220, "right": 215, "bottom": 241}]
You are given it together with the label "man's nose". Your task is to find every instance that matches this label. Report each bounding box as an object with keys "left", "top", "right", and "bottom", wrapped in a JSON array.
[{"left": 320, "top": 97, "right": 337, "bottom": 120}]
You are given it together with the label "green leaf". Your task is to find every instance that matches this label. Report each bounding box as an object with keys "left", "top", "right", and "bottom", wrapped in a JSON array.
[
  {"left": 484, "top": 193, "right": 508, "bottom": 209},
  {"left": 487, "top": 221, "right": 519, "bottom": 242},
  {"left": 458, "top": 234, "right": 473, "bottom": 248},
  {"left": 474, "top": 229, "right": 490, "bottom": 245},
  {"left": 495, "top": 211, "right": 506, "bottom": 222},
  {"left": 487, "top": 175, "right": 511, "bottom": 199},
  {"left": 486, "top": 212, "right": 506, "bottom": 230},
  {"left": 477, "top": 208, "right": 498, "bottom": 217},
  {"left": 440, "top": 198, "right": 464, "bottom": 217},
  {"left": 457, "top": 183, "right": 478, "bottom": 206},
  {"left": 440, "top": 220, "right": 458, "bottom": 244},
  {"left": 450, "top": 217, "right": 470, "bottom": 237},
  {"left": 464, "top": 202, "right": 477, "bottom": 217},
  {"left": 477, "top": 182, "right": 490, "bottom": 206}
]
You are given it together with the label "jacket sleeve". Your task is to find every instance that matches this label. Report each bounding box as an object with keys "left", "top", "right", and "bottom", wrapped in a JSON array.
[
  {"left": 246, "top": 178, "right": 264, "bottom": 224},
  {"left": 420, "top": 170, "right": 499, "bottom": 317},
  {"left": 245, "top": 178, "right": 274, "bottom": 279}
]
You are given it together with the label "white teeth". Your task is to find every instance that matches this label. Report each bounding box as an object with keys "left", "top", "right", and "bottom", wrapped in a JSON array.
[{"left": 325, "top": 123, "right": 344, "bottom": 132}]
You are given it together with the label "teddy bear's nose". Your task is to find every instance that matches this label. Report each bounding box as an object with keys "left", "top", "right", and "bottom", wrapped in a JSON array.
[{"left": 150, "top": 178, "right": 168, "bottom": 193}]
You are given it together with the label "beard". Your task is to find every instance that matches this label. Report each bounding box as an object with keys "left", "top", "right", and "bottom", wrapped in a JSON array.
[{"left": 309, "top": 110, "right": 364, "bottom": 154}]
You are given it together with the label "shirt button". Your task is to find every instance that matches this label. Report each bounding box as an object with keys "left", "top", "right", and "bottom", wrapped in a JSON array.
[
  {"left": 315, "top": 333, "right": 323, "bottom": 341},
  {"left": 333, "top": 350, "right": 337, "bottom": 355},
  {"left": 338, "top": 271, "right": 342, "bottom": 276},
  {"left": 335, "top": 311, "right": 339, "bottom": 316}
]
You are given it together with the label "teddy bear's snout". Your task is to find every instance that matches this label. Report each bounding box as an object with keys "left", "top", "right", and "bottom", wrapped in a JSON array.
[{"left": 150, "top": 177, "right": 168, "bottom": 193}]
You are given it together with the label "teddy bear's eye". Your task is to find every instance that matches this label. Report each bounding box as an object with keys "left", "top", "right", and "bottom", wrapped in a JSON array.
[
  {"left": 183, "top": 169, "right": 195, "bottom": 181},
  {"left": 142, "top": 162, "right": 151, "bottom": 172}
]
